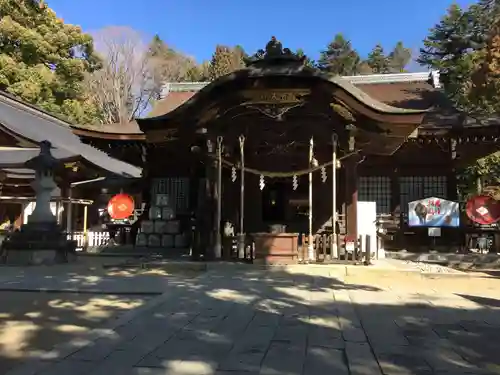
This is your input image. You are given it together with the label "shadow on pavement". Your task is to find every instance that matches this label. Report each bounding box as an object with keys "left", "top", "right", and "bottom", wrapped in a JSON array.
[{"left": 2, "top": 266, "right": 500, "bottom": 375}]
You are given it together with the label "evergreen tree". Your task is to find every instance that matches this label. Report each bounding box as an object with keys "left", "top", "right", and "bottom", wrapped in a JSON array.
[
  {"left": 318, "top": 34, "right": 361, "bottom": 75},
  {"left": 419, "top": 2, "right": 500, "bottom": 197},
  {"left": 208, "top": 45, "right": 245, "bottom": 80},
  {"left": 388, "top": 42, "right": 412, "bottom": 72},
  {"left": 468, "top": 1, "right": 500, "bottom": 114},
  {"left": 0, "top": 0, "right": 101, "bottom": 123},
  {"left": 366, "top": 44, "right": 390, "bottom": 73},
  {"left": 417, "top": 4, "right": 479, "bottom": 112},
  {"left": 295, "top": 49, "right": 316, "bottom": 68},
  {"left": 147, "top": 34, "right": 199, "bottom": 83}
]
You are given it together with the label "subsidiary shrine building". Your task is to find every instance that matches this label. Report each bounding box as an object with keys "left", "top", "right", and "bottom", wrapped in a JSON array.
[{"left": 70, "top": 39, "right": 500, "bottom": 259}]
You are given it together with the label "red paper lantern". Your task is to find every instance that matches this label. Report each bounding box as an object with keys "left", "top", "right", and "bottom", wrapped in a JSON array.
[
  {"left": 107, "top": 194, "right": 134, "bottom": 220},
  {"left": 466, "top": 195, "right": 500, "bottom": 225}
]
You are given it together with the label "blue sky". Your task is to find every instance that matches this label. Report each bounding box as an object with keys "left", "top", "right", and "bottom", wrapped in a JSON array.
[{"left": 48, "top": 0, "right": 475, "bottom": 68}]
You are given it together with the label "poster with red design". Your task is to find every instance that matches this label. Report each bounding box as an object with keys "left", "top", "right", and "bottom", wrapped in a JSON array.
[{"left": 408, "top": 197, "right": 459, "bottom": 227}]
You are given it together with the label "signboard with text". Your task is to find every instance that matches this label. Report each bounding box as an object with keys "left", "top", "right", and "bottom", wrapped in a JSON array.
[{"left": 408, "top": 197, "right": 459, "bottom": 227}]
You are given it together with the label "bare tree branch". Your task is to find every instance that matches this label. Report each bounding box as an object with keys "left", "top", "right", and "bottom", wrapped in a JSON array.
[{"left": 85, "top": 26, "right": 161, "bottom": 125}]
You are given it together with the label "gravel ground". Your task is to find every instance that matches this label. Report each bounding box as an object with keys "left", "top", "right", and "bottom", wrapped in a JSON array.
[
  {"left": 401, "top": 260, "right": 462, "bottom": 273},
  {"left": 379, "top": 258, "right": 463, "bottom": 273}
]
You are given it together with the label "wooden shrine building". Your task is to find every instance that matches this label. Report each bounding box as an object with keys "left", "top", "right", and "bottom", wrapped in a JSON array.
[
  {"left": 72, "top": 38, "right": 500, "bottom": 261},
  {"left": 0, "top": 91, "right": 142, "bottom": 235}
]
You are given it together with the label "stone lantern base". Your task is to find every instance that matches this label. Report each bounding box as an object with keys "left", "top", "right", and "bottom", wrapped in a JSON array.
[{"left": 1, "top": 222, "right": 77, "bottom": 265}]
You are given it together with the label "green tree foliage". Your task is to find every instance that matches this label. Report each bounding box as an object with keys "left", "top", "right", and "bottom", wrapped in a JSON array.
[
  {"left": 419, "top": 2, "right": 500, "bottom": 197},
  {"left": 0, "top": 0, "right": 101, "bottom": 123},
  {"left": 418, "top": 4, "right": 481, "bottom": 113},
  {"left": 317, "top": 34, "right": 361, "bottom": 75},
  {"left": 457, "top": 152, "right": 500, "bottom": 198},
  {"left": 468, "top": 1, "right": 500, "bottom": 115},
  {"left": 147, "top": 34, "right": 200, "bottom": 83},
  {"left": 208, "top": 45, "right": 245, "bottom": 80},
  {"left": 388, "top": 41, "right": 412, "bottom": 72},
  {"left": 296, "top": 48, "right": 316, "bottom": 68},
  {"left": 366, "top": 44, "right": 390, "bottom": 73}
]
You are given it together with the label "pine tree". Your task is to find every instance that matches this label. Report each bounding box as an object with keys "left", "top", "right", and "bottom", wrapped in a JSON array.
[
  {"left": 388, "top": 42, "right": 412, "bottom": 73},
  {"left": 318, "top": 34, "right": 361, "bottom": 75},
  {"left": 0, "top": 0, "right": 101, "bottom": 123},
  {"left": 366, "top": 44, "right": 389, "bottom": 73}
]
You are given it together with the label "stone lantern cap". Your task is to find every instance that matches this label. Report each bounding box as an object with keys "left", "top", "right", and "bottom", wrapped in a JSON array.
[{"left": 24, "top": 140, "right": 59, "bottom": 172}]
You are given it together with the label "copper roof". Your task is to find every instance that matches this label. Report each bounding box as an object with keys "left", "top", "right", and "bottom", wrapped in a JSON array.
[
  {"left": 148, "top": 81, "right": 441, "bottom": 121},
  {"left": 71, "top": 121, "right": 144, "bottom": 140},
  {"left": 74, "top": 72, "right": 457, "bottom": 139},
  {"left": 148, "top": 92, "right": 198, "bottom": 118}
]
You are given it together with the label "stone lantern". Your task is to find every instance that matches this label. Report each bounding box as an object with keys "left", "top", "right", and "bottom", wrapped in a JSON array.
[
  {"left": 2, "top": 141, "right": 76, "bottom": 265},
  {"left": 25, "top": 141, "right": 59, "bottom": 226}
]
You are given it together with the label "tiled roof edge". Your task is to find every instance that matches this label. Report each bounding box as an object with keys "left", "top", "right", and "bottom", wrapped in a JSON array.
[{"left": 161, "top": 71, "right": 439, "bottom": 97}]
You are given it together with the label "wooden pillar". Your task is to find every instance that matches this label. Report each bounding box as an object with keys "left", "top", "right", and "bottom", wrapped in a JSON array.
[
  {"left": 390, "top": 168, "right": 400, "bottom": 215},
  {"left": 345, "top": 155, "right": 359, "bottom": 240},
  {"left": 237, "top": 135, "right": 246, "bottom": 259},
  {"left": 345, "top": 124, "right": 359, "bottom": 241},
  {"left": 213, "top": 136, "right": 223, "bottom": 259},
  {"left": 447, "top": 138, "right": 458, "bottom": 201},
  {"left": 189, "top": 150, "right": 202, "bottom": 260},
  {"left": 204, "top": 139, "right": 216, "bottom": 260}
]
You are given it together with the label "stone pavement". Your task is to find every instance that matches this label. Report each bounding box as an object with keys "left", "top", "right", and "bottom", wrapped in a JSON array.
[
  {"left": 6, "top": 267, "right": 500, "bottom": 375},
  {"left": 0, "top": 261, "right": 202, "bottom": 294},
  {"left": 0, "top": 291, "right": 153, "bottom": 375}
]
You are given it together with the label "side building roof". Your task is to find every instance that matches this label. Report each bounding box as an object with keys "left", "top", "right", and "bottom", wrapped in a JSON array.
[{"left": 0, "top": 91, "right": 142, "bottom": 178}]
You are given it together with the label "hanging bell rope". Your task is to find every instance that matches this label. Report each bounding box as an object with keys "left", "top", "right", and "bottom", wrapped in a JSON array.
[{"left": 206, "top": 150, "right": 359, "bottom": 178}]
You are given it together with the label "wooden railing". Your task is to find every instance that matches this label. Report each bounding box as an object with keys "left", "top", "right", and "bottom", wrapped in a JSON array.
[
  {"left": 300, "top": 233, "right": 373, "bottom": 264},
  {"left": 67, "top": 231, "right": 110, "bottom": 251}
]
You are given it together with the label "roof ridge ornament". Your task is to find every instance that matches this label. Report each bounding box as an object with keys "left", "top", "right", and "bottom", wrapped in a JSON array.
[
  {"left": 244, "top": 36, "right": 306, "bottom": 67},
  {"left": 429, "top": 70, "right": 442, "bottom": 89}
]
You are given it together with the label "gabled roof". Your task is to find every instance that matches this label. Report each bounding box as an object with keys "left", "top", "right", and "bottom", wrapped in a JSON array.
[
  {"left": 147, "top": 72, "right": 449, "bottom": 128},
  {"left": 0, "top": 91, "right": 142, "bottom": 178}
]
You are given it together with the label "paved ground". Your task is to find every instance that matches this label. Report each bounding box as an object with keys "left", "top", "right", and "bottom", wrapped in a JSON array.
[
  {"left": 0, "top": 291, "right": 152, "bottom": 374},
  {"left": 0, "top": 260, "right": 202, "bottom": 375},
  {"left": 2, "top": 264, "right": 500, "bottom": 375}
]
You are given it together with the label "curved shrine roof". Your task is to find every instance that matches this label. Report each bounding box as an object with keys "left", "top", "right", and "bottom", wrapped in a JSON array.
[{"left": 73, "top": 72, "right": 442, "bottom": 141}]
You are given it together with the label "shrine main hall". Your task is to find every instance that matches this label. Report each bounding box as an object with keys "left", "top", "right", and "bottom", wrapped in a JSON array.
[{"left": 69, "top": 39, "right": 500, "bottom": 261}]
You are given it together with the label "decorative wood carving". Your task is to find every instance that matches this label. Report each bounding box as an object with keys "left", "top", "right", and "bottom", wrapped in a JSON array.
[{"left": 245, "top": 103, "right": 303, "bottom": 120}]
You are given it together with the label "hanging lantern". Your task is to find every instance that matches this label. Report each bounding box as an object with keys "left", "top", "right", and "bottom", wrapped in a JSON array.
[
  {"left": 231, "top": 166, "right": 237, "bottom": 182},
  {"left": 321, "top": 166, "right": 327, "bottom": 183},
  {"left": 259, "top": 175, "right": 265, "bottom": 190},
  {"left": 292, "top": 175, "right": 298, "bottom": 190}
]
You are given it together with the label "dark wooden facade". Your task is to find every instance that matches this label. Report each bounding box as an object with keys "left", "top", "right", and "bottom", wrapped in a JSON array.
[{"left": 71, "top": 43, "right": 500, "bottom": 258}]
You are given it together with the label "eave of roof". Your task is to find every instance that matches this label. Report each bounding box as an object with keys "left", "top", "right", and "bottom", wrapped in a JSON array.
[
  {"left": 148, "top": 72, "right": 439, "bottom": 118},
  {"left": 72, "top": 71, "right": 475, "bottom": 139},
  {"left": 0, "top": 91, "right": 142, "bottom": 178}
]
